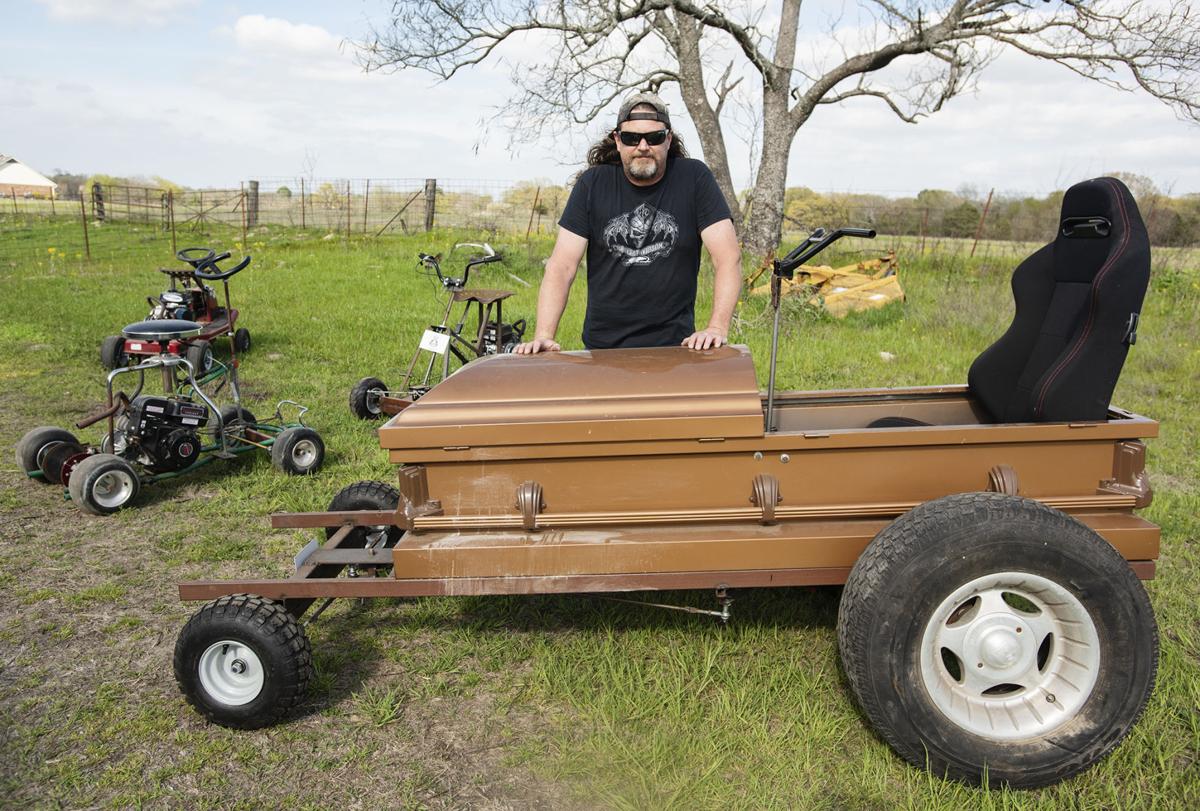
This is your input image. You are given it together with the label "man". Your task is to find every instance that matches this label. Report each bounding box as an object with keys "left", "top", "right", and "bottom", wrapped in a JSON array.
[{"left": 514, "top": 92, "right": 741, "bottom": 353}]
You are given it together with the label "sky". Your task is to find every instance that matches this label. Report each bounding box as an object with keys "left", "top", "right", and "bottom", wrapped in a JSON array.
[{"left": 3, "top": 0, "right": 1198, "bottom": 198}]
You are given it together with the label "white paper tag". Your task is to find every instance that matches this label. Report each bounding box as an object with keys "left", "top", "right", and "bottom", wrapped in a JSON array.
[{"left": 419, "top": 329, "right": 450, "bottom": 355}]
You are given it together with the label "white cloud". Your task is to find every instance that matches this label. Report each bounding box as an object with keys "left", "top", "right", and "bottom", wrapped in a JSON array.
[
  {"left": 230, "top": 15, "right": 342, "bottom": 56},
  {"left": 36, "top": 0, "right": 196, "bottom": 26}
]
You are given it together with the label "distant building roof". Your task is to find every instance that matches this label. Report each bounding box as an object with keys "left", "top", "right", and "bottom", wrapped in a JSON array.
[{"left": 0, "top": 155, "right": 57, "bottom": 189}]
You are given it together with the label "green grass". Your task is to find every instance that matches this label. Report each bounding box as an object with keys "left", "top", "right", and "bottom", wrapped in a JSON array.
[{"left": 0, "top": 217, "right": 1197, "bottom": 808}]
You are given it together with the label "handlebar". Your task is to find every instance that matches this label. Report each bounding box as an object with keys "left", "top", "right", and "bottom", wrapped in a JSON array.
[
  {"left": 774, "top": 227, "right": 876, "bottom": 279},
  {"left": 176, "top": 247, "right": 216, "bottom": 268},
  {"left": 194, "top": 254, "right": 251, "bottom": 281},
  {"left": 418, "top": 243, "right": 503, "bottom": 289}
]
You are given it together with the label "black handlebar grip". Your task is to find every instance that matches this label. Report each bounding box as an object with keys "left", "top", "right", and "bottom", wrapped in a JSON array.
[{"left": 841, "top": 227, "right": 877, "bottom": 239}]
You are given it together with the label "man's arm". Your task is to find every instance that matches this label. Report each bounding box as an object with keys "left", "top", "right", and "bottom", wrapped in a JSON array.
[
  {"left": 514, "top": 227, "right": 588, "bottom": 354},
  {"left": 683, "top": 218, "right": 742, "bottom": 350}
]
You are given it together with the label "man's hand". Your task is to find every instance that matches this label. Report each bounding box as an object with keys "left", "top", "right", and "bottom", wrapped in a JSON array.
[
  {"left": 682, "top": 328, "right": 728, "bottom": 350},
  {"left": 514, "top": 338, "right": 562, "bottom": 354}
]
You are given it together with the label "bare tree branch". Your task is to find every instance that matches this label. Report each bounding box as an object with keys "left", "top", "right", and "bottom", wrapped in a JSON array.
[{"left": 354, "top": 0, "right": 1200, "bottom": 258}]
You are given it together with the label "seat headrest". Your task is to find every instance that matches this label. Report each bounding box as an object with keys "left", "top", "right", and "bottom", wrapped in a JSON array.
[{"left": 1052, "top": 177, "right": 1143, "bottom": 284}]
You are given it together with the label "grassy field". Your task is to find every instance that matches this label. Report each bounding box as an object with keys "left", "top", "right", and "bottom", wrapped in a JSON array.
[{"left": 0, "top": 218, "right": 1197, "bottom": 809}]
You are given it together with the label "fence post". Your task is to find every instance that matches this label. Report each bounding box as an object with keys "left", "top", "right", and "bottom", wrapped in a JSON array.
[
  {"left": 168, "top": 190, "right": 177, "bottom": 255},
  {"left": 92, "top": 182, "right": 105, "bottom": 221},
  {"left": 346, "top": 182, "right": 352, "bottom": 238},
  {"left": 240, "top": 185, "right": 248, "bottom": 246},
  {"left": 79, "top": 193, "right": 91, "bottom": 260},
  {"left": 969, "top": 188, "right": 994, "bottom": 258},
  {"left": 247, "top": 180, "right": 259, "bottom": 227},
  {"left": 300, "top": 178, "right": 306, "bottom": 229},
  {"left": 363, "top": 179, "right": 370, "bottom": 234},
  {"left": 919, "top": 207, "right": 928, "bottom": 255},
  {"left": 50, "top": 192, "right": 56, "bottom": 217},
  {"left": 9, "top": 188, "right": 16, "bottom": 216},
  {"left": 423, "top": 178, "right": 437, "bottom": 231},
  {"left": 525, "top": 186, "right": 541, "bottom": 240}
]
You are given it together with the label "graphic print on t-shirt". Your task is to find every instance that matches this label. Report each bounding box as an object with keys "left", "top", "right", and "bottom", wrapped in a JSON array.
[{"left": 601, "top": 203, "right": 680, "bottom": 266}]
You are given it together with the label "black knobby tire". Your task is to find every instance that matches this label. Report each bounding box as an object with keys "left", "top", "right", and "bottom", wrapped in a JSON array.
[
  {"left": 67, "top": 453, "right": 140, "bottom": 515},
  {"left": 836, "top": 492, "right": 1158, "bottom": 788},
  {"left": 185, "top": 339, "right": 214, "bottom": 376},
  {"left": 16, "top": 426, "right": 80, "bottom": 476},
  {"left": 271, "top": 427, "right": 325, "bottom": 475},
  {"left": 233, "top": 327, "right": 251, "bottom": 353},
  {"left": 39, "top": 441, "right": 86, "bottom": 485},
  {"left": 173, "top": 593, "right": 313, "bottom": 729},
  {"left": 100, "top": 335, "right": 128, "bottom": 369},
  {"left": 326, "top": 480, "right": 403, "bottom": 549},
  {"left": 349, "top": 376, "right": 388, "bottom": 420}
]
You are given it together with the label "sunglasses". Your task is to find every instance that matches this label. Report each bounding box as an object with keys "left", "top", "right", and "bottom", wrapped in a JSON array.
[{"left": 617, "top": 129, "right": 670, "bottom": 147}]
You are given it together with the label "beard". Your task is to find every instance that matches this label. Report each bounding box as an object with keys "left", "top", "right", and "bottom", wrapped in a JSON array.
[{"left": 625, "top": 155, "right": 660, "bottom": 180}]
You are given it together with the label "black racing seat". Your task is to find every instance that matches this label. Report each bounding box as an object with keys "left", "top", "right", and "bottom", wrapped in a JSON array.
[
  {"left": 968, "top": 176, "right": 1149, "bottom": 423},
  {"left": 868, "top": 176, "right": 1150, "bottom": 428}
]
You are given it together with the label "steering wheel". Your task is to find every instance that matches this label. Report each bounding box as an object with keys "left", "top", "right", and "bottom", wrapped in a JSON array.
[
  {"left": 176, "top": 247, "right": 216, "bottom": 269},
  {"left": 194, "top": 255, "right": 251, "bottom": 281}
]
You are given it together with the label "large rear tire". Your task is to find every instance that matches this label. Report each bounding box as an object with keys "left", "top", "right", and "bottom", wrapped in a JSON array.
[
  {"left": 67, "top": 453, "right": 140, "bottom": 515},
  {"left": 16, "top": 426, "right": 80, "bottom": 477},
  {"left": 837, "top": 492, "right": 1158, "bottom": 788},
  {"left": 174, "top": 594, "right": 312, "bottom": 729},
  {"left": 100, "top": 335, "right": 129, "bottom": 369}
]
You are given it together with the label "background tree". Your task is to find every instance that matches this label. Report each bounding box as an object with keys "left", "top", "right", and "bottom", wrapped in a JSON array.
[{"left": 358, "top": 1, "right": 1200, "bottom": 261}]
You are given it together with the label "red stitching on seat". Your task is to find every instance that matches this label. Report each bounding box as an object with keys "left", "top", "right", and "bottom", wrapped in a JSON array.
[{"left": 1032, "top": 178, "right": 1132, "bottom": 418}]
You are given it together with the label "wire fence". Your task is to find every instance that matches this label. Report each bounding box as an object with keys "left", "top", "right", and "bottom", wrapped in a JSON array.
[{"left": 1, "top": 179, "right": 1196, "bottom": 272}]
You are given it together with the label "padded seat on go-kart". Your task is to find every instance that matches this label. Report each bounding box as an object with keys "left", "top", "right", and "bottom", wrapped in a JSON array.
[
  {"left": 968, "top": 176, "right": 1150, "bottom": 423},
  {"left": 868, "top": 176, "right": 1150, "bottom": 428},
  {"left": 122, "top": 318, "right": 202, "bottom": 342}
]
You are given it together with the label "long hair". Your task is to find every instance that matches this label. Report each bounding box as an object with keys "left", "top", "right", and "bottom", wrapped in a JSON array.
[{"left": 586, "top": 130, "right": 689, "bottom": 166}]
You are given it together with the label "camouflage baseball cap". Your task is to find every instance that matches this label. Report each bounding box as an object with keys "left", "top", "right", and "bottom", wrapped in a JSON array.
[{"left": 616, "top": 92, "right": 671, "bottom": 129}]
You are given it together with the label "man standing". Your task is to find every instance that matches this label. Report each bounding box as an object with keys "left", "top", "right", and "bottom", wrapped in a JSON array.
[{"left": 515, "top": 92, "right": 741, "bottom": 353}]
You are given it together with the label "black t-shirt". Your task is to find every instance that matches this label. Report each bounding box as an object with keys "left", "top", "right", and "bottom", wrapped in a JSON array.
[{"left": 558, "top": 157, "right": 732, "bottom": 349}]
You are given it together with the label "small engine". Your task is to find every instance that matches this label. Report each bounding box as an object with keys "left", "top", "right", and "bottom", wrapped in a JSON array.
[
  {"left": 122, "top": 395, "right": 208, "bottom": 472},
  {"left": 483, "top": 318, "right": 527, "bottom": 354}
]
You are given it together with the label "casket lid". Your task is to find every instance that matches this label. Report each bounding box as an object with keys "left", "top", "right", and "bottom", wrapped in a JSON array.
[{"left": 378, "top": 345, "right": 764, "bottom": 451}]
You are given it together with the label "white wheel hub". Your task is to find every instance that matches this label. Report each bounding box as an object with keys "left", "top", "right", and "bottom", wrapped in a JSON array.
[
  {"left": 92, "top": 469, "right": 135, "bottom": 509},
  {"left": 920, "top": 571, "right": 1101, "bottom": 740},
  {"left": 198, "top": 640, "right": 264, "bottom": 706},
  {"left": 291, "top": 439, "right": 318, "bottom": 468}
]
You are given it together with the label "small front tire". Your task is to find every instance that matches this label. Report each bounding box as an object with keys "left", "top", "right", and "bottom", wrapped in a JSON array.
[
  {"left": 185, "top": 339, "right": 214, "bottom": 376},
  {"left": 233, "top": 327, "right": 251, "bottom": 353},
  {"left": 67, "top": 453, "right": 140, "bottom": 515},
  {"left": 349, "top": 376, "right": 388, "bottom": 420},
  {"left": 174, "top": 594, "right": 313, "bottom": 729},
  {"left": 271, "top": 427, "right": 325, "bottom": 475},
  {"left": 326, "top": 480, "right": 403, "bottom": 548}
]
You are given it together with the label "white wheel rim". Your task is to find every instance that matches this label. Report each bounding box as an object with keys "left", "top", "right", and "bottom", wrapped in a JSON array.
[
  {"left": 198, "top": 640, "right": 264, "bottom": 706},
  {"left": 92, "top": 469, "right": 136, "bottom": 509},
  {"left": 920, "top": 571, "right": 1100, "bottom": 740},
  {"left": 365, "top": 388, "right": 382, "bottom": 415},
  {"left": 291, "top": 439, "right": 318, "bottom": 469}
]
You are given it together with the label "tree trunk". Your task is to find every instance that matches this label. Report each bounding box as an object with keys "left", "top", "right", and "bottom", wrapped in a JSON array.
[
  {"left": 741, "top": 81, "right": 794, "bottom": 262},
  {"left": 671, "top": 15, "right": 743, "bottom": 232}
]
